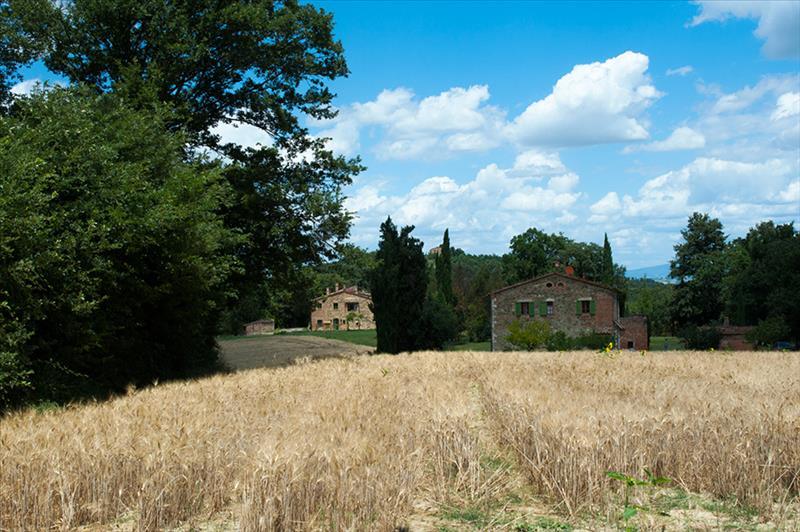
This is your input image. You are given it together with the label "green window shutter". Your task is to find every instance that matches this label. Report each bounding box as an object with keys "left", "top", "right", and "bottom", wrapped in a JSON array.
[
  {"left": 576, "top": 300, "right": 581, "bottom": 315},
  {"left": 528, "top": 302, "right": 536, "bottom": 317},
  {"left": 590, "top": 300, "right": 596, "bottom": 316},
  {"left": 539, "top": 301, "right": 547, "bottom": 317},
  {"left": 515, "top": 302, "right": 521, "bottom": 317}
]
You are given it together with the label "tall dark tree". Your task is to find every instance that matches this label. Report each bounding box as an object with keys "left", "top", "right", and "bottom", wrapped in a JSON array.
[
  {"left": 370, "top": 218, "right": 428, "bottom": 354},
  {"left": 601, "top": 233, "right": 614, "bottom": 285},
  {"left": 669, "top": 212, "right": 727, "bottom": 328},
  {"left": 9, "top": 0, "right": 364, "bottom": 329},
  {"left": 434, "top": 229, "right": 454, "bottom": 306},
  {"left": 722, "top": 221, "right": 800, "bottom": 339}
]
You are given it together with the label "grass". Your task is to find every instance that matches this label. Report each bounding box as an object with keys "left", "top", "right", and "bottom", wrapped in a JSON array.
[
  {"left": 446, "top": 340, "right": 491, "bottom": 351},
  {"left": 1, "top": 351, "right": 798, "bottom": 530},
  {"left": 649, "top": 335, "right": 686, "bottom": 350}
]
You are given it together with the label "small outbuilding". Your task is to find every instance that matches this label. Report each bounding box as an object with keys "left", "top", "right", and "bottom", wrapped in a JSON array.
[{"left": 244, "top": 319, "right": 275, "bottom": 336}]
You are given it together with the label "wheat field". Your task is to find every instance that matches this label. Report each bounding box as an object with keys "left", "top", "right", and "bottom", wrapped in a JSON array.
[{"left": 1, "top": 351, "right": 798, "bottom": 530}]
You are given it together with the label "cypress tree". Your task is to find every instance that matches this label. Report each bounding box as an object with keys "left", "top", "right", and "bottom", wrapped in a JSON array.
[
  {"left": 601, "top": 233, "right": 614, "bottom": 285},
  {"left": 370, "top": 217, "right": 427, "bottom": 353},
  {"left": 435, "top": 229, "right": 454, "bottom": 306}
]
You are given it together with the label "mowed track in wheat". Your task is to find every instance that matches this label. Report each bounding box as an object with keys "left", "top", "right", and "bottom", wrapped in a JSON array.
[{"left": 1, "top": 351, "right": 798, "bottom": 530}]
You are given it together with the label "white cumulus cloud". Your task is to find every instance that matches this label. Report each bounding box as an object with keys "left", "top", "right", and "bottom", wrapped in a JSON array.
[
  {"left": 210, "top": 120, "right": 272, "bottom": 150},
  {"left": 506, "top": 51, "right": 662, "bottom": 147},
  {"left": 313, "top": 85, "right": 504, "bottom": 159},
  {"left": 772, "top": 91, "right": 800, "bottom": 121},
  {"left": 691, "top": 1, "right": 800, "bottom": 59},
  {"left": 342, "top": 155, "right": 583, "bottom": 252},
  {"left": 11, "top": 79, "right": 42, "bottom": 95},
  {"left": 621, "top": 157, "right": 796, "bottom": 219},
  {"left": 624, "top": 126, "right": 706, "bottom": 152}
]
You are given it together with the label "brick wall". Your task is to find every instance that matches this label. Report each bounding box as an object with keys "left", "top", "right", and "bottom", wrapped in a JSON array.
[
  {"left": 310, "top": 288, "right": 375, "bottom": 331},
  {"left": 718, "top": 326, "right": 755, "bottom": 350},
  {"left": 618, "top": 316, "right": 648, "bottom": 350},
  {"left": 491, "top": 273, "right": 619, "bottom": 351}
]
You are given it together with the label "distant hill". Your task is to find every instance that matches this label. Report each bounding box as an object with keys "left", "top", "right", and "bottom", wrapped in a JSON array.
[{"left": 625, "top": 263, "right": 673, "bottom": 282}]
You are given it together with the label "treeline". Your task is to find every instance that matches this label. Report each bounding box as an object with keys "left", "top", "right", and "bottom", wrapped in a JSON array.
[
  {"left": 0, "top": 0, "right": 360, "bottom": 411},
  {"left": 294, "top": 221, "right": 629, "bottom": 350},
  {"left": 668, "top": 213, "right": 799, "bottom": 347},
  {"left": 300, "top": 213, "right": 798, "bottom": 351}
]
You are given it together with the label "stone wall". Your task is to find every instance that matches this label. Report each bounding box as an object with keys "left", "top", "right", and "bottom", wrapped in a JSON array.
[
  {"left": 244, "top": 319, "right": 275, "bottom": 336},
  {"left": 310, "top": 287, "right": 375, "bottom": 331},
  {"left": 491, "top": 273, "right": 619, "bottom": 351}
]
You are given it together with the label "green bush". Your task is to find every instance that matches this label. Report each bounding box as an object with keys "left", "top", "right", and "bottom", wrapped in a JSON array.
[
  {"left": 573, "top": 332, "right": 614, "bottom": 350},
  {"left": 545, "top": 330, "right": 572, "bottom": 351},
  {"left": 746, "top": 316, "right": 791, "bottom": 348},
  {"left": 506, "top": 319, "right": 552, "bottom": 350}
]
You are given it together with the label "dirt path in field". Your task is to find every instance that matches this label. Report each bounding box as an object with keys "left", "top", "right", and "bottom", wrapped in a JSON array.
[{"left": 219, "top": 335, "right": 373, "bottom": 370}]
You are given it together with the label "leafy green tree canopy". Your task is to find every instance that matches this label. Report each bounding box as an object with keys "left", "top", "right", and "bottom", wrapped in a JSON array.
[
  {"left": 0, "top": 88, "right": 238, "bottom": 410},
  {"left": 8, "top": 0, "right": 365, "bottom": 332},
  {"left": 14, "top": 0, "right": 347, "bottom": 151},
  {"left": 669, "top": 212, "right": 727, "bottom": 328}
]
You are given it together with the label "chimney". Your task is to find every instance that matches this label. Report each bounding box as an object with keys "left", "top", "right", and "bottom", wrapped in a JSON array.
[
  {"left": 564, "top": 265, "right": 575, "bottom": 276},
  {"left": 335, "top": 282, "right": 340, "bottom": 292},
  {"left": 326, "top": 287, "right": 330, "bottom": 295}
]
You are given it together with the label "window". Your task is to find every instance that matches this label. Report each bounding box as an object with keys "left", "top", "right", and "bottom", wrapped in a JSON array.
[
  {"left": 557, "top": 282, "right": 565, "bottom": 287},
  {"left": 547, "top": 301, "right": 554, "bottom": 315},
  {"left": 316, "top": 302, "right": 322, "bottom": 309},
  {"left": 581, "top": 300, "right": 591, "bottom": 314},
  {"left": 546, "top": 282, "right": 553, "bottom": 288},
  {"left": 346, "top": 302, "right": 359, "bottom": 312},
  {"left": 520, "top": 302, "right": 530, "bottom": 315},
  {"left": 627, "top": 340, "right": 634, "bottom": 349},
  {"left": 316, "top": 319, "right": 322, "bottom": 329},
  {"left": 333, "top": 302, "right": 339, "bottom": 310}
]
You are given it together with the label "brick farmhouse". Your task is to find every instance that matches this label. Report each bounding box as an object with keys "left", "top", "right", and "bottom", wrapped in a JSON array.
[
  {"left": 310, "top": 284, "right": 375, "bottom": 331},
  {"left": 490, "top": 271, "right": 648, "bottom": 351}
]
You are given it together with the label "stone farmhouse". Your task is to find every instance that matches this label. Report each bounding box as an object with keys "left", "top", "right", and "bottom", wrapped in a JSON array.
[
  {"left": 310, "top": 283, "right": 375, "bottom": 331},
  {"left": 490, "top": 269, "right": 648, "bottom": 351}
]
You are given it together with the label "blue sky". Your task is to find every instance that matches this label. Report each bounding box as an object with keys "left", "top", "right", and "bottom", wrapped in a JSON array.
[{"left": 14, "top": 1, "right": 800, "bottom": 268}]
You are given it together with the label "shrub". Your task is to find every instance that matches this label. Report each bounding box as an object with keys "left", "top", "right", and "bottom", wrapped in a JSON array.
[
  {"left": 506, "top": 319, "right": 551, "bottom": 350},
  {"left": 746, "top": 316, "right": 791, "bottom": 348},
  {"left": 545, "top": 330, "right": 572, "bottom": 351},
  {"left": 573, "top": 332, "right": 614, "bottom": 350}
]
